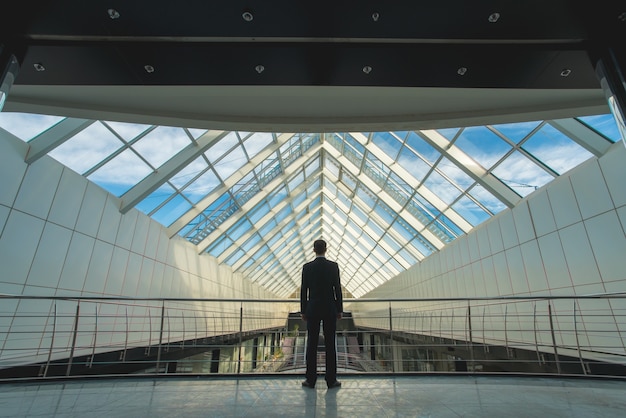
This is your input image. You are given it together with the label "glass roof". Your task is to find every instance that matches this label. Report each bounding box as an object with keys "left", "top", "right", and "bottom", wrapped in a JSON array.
[{"left": 0, "top": 112, "right": 620, "bottom": 298}]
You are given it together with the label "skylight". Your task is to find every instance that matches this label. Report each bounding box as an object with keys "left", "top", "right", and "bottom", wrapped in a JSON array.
[{"left": 0, "top": 111, "right": 620, "bottom": 298}]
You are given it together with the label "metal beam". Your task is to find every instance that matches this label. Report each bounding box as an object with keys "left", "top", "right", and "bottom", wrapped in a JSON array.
[
  {"left": 119, "top": 130, "right": 228, "bottom": 213},
  {"left": 25, "top": 118, "right": 95, "bottom": 164},
  {"left": 550, "top": 118, "right": 613, "bottom": 157},
  {"left": 167, "top": 132, "right": 297, "bottom": 237},
  {"left": 419, "top": 129, "right": 521, "bottom": 209}
]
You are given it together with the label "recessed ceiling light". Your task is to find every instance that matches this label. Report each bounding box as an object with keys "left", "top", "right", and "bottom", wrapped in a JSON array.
[
  {"left": 618, "top": 12, "right": 626, "bottom": 22},
  {"left": 457, "top": 67, "right": 467, "bottom": 76},
  {"left": 33, "top": 63, "right": 45, "bottom": 72},
  {"left": 488, "top": 12, "right": 500, "bottom": 23},
  {"left": 362, "top": 66, "right": 372, "bottom": 74},
  {"left": 108, "top": 9, "right": 120, "bottom": 19},
  {"left": 560, "top": 69, "right": 572, "bottom": 77},
  {"left": 144, "top": 65, "right": 155, "bottom": 73},
  {"left": 242, "top": 11, "right": 254, "bottom": 22},
  {"left": 255, "top": 65, "right": 265, "bottom": 74},
  {"left": 372, "top": 12, "right": 380, "bottom": 22}
]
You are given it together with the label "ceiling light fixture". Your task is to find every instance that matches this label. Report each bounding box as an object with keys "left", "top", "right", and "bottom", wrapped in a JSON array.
[
  {"left": 242, "top": 11, "right": 254, "bottom": 22},
  {"left": 108, "top": 8, "right": 120, "bottom": 19},
  {"left": 618, "top": 12, "right": 626, "bottom": 22},
  {"left": 457, "top": 67, "right": 467, "bottom": 76},
  {"left": 560, "top": 69, "right": 572, "bottom": 77},
  {"left": 488, "top": 12, "right": 500, "bottom": 23},
  {"left": 372, "top": 12, "right": 380, "bottom": 22},
  {"left": 144, "top": 65, "right": 155, "bottom": 73},
  {"left": 362, "top": 66, "right": 372, "bottom": 74},
  {"left": 255, "top": 65, "right": 265, "bottom": 74},
  {"left": 33, "top": 63, "right": 45, "bottom": 72}
]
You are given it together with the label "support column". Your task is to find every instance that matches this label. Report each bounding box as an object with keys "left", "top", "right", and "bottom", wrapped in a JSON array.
[
  {"left": 595, "top": 47, "right": 626, "bottom": 144},
  {"left": 0, "top": 46, "right": 20, "bottom": 112}
]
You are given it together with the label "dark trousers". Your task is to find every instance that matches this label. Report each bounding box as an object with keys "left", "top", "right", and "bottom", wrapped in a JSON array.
[{"left": 305, "top": 314, "right": 337, "bottom": 384}]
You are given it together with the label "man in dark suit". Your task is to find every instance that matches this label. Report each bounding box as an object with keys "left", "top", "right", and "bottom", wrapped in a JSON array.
[{"left": 300, "top": 239, "right": 343, "bottom": 389}]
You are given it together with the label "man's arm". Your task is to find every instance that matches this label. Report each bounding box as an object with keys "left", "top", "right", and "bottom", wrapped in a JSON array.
[
  {"left": 300, "top": 266, "right": 308, "bottom": 321},
  {"left": 333, "top": 262, "right": 343, "bottom": 319}
]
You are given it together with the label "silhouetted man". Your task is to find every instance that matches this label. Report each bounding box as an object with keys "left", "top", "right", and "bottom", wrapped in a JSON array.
[{"left": 300, "top": 239, "right": 343, "bottom": 389}]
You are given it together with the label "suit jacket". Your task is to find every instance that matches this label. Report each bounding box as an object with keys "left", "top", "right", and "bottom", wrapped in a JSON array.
[{"left": 300, "top": 256, "right": 343, "bottom": 318}]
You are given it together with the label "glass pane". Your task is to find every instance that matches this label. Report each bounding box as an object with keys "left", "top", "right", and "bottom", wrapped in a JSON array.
[
  {"left": 136, "top": 183, "right": 175, "bottom": 215},
  {"left": 244, "top": 132, "right": 273, "bottom": 159},
  {"left": 0, "top": 112, "right": 63, "bottom": 141},
  {"left": 523, "top": 124, "right": 593, "bottom": 174},
  {"left": 87, "top": 148, "right": 152, "bottom": 196},
  {"left": 372, "top": 132, "right": 402, "bottom": 160},
  {"left": 397, "top": 145, "right": 431, "bottom": 184},
  {"left": 578, "top": 114, "right": 621, "bottom": 142},
  {"left": 492, "top": 121, "right": 541, "bottom": 143},
  {"left": 492, "top": 151, "right": 553, "bottom": 197},
  {"left": 49, "top": 122, "right": 123, "bottom": 175},
  {"left": 132, "top": 126, "right": 191, "bottom": 168},
  {"left": 454, "top": 126, "right": 512, "bottom": 169},
  {"left": 151, "top": 194, "right": 193, "bottom": 227},
  {"left": 452, "top": 195, "right": 490, "bottom": 226},
  {"left": 105, "top": 121, "right": 152, "bottom": 141},
  {"left": 406, "top": 132, "right": 440, "bottom": 163},
  {"left": 213, "top": 145, "right": 247, "bottom": 181}
]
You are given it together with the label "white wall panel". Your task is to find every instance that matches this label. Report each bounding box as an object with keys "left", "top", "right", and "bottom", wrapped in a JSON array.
[
  {"left": 0, "top": 132, "right": 28, "bottom": 207},
  {"left": 115, "top": 209, "right": 137, "bottom": 250},
  {"left": 105, "top": 246, "right": 129, "bottom": 295},
  {"left": 498, "top": 211, "right": 519, "bottom": 250},
  {"left": 75, "top": 183, "right": 106, "bottom": 237},
  {"left": 144, "top": 221, "right": 161, "bottom": 260},
  {"left": 467, "top": 232, "right": 480, "bottom": 262},
  {"left": 97, "top": 195, "right": 122, "bottom": 244},
  {"left": 0, "top": 211, "right": 44, "bottom": 285},
  {"left": 476, "top": 227, "right": 491, "bottom": 259},
  {"left": 130, "top": 213, "right": 150, "bottom": 255},
  {"left": 137, "top": 257, "right": 155, "bottom": 295},
  {"left": 537, "top": 232, "right": 572, "bottom": 291},
  {"left": 47, "top": 169, "right": 87, "bottom": 229},
  {"left": 0, "top": 205, "right": 9, "bottom": 235},
  {"left": 486, "top": 219, "right": 504, "bottom": 254},
  {"left": 512, "top": 202, "right": 535, "bottom": 244},
  {"left": 520, "top": 241, "right": 548, "bottom": 293},
  {"left": 13, "top": 158, "right": 63, "bottom": 219},
  {"left": 547, "top": 178, "right": 583, "bottom": 230},
  {"left": 529, "top": 191, "right": 557, "bottom": 237},
  {"left": 122, "top": 253, "right": 142, "bottom": 296},
  {"left": 570, "top": 162, "right": 613, "bottom": 220},
  {"left": 505, "top": 247, "right": 529, "bottom": 294},
  {"left": 599, "top": 144, "right": 626, "bottom": 208},
  {"left": 558, "top": 223, "right": 601, "bottom": 287},
  {"left": 150, "top": 262, "right": 165, "bottom": 297},
  {"left": 83, "top": 240, "right": 114, "bottom": 295},
  {"left": 57, "top": 232, "right": 94, "bottom": 293},
  {"left": 26, "top": 222, "right": 72, "bottom": 288},
  {"left": 585, "top": 211, "right": 626, "bottom": 282},
  {"left": 492, "top": 251, "right": 513, "bottom": 295}
]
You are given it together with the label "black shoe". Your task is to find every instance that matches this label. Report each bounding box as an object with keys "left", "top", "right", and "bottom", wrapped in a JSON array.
[
  {"left": 327, "top": 380, "right": 341, "bottom": 389},
  {"left": 302, "top": 380, "right": 315, "bottom": 388}
]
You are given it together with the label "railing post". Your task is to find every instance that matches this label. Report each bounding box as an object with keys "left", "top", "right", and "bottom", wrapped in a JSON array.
[
  {"left": 533, "top": 303, "right": 542, "bottom": 366},
  {"left": 467, "top": 303, "right": 474, "bottom": 370},
  {"left": 237, "top": 304, "right": 243, "bottom": 374},
  {"left": 146, "top": 308, "right": 152, "bottom": 356},
  {"left": 43, "top": 302, "right": 57, "bottom": 377},
  {"left": 573, "top": 300, "right": 587, "bottom": 375},
  {"left": 89, "top": 305, "right": 98, "bottom": 368},
  {"left": 156, "top": 302, "right": 165, "bottom": 374},
  {"left": 66, "top": 302, "right": 80, "bottom": 376},
  {"left": 548, "top": 302, "right": 562, "bottom": 374},
  {"left": 121, "top": 306, "right": 128, "bottom": 362},
  {"left": 388, "top": 303, "right": 395, "bottom": 373}
]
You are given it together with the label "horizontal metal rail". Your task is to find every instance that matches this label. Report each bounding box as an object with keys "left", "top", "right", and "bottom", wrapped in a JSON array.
[{"left": 1, "top": 294, "right": 625, "bottom": 379}]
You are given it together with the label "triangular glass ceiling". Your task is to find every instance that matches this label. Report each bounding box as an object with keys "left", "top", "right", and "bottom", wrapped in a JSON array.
[{"left": 0, "top": 112, "right": 621, "bottom": 297}]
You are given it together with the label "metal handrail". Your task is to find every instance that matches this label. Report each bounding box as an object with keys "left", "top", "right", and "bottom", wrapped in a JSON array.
[{"left": 1, "top": 293, "right": 626, "bottom": 379}]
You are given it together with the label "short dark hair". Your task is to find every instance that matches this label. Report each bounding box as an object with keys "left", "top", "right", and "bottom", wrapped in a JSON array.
[{"left": 313, "top": 239, "right": 327, "bottom": 253}]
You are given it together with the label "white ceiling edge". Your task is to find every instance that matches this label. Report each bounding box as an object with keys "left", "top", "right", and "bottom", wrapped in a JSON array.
[{"left": 4, "top": 85, "right": 609, "bottom": 132}]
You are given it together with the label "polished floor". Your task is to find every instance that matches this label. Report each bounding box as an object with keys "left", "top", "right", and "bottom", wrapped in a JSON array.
[{"left": 1, "top": 374, "right": 625, "bottom": 417}]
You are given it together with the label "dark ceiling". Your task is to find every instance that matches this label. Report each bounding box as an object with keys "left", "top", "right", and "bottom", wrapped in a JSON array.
[{"left": 1, "top": 1, "right": 625, "bottom": 130}]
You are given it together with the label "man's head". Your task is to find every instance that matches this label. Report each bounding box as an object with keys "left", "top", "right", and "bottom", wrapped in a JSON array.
[{"left": 313, "top": 239, "right": 327, "bottom": 255}]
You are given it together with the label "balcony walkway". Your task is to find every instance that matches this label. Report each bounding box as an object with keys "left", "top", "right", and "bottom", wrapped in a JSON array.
[{"left": 1, "top": 374, "right": 625, "bottom": 417}]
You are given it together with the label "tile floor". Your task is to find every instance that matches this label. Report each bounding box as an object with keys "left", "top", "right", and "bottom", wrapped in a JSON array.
[{"left": 0, "top": 374, "right": 625, "bottom": 417}]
